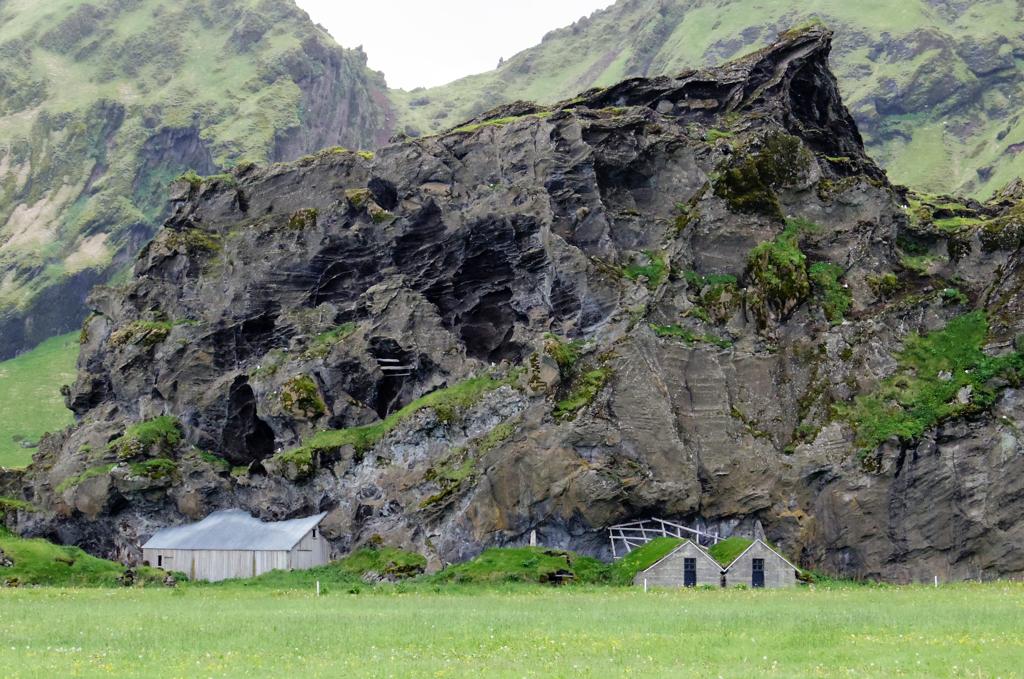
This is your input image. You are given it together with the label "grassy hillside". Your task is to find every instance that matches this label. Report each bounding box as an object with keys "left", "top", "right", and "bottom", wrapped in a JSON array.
[
  {"left": 0, "top": 526, "right": 166, "bottom": 587},
  {"left": 0, "top": 0, "right": 389, "bottom": 358},
  {"left": 0, "top": 332, "right": 77, "bottom": 469},
  {"left": 0, "top": 584, "right": 1020, "bottom": 676},
  {"left": 392, "top": 0, "right": 1024, "bottom": 198}
]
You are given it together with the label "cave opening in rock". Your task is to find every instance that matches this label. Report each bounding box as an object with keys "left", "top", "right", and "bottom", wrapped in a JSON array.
[
  {"left": 221, "top": 377, "right": 275, "bottom": 464},
  {"left": 368, "top": 338, "right": 416, "bottom": 419}
]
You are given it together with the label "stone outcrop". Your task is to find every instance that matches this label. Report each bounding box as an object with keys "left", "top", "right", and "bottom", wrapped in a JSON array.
[
  {"left": 0, "top": 0, "right": 391, "bottom": 359},
  {"left": 12, "top": 27, "right": 1024, "bottom": 582}
]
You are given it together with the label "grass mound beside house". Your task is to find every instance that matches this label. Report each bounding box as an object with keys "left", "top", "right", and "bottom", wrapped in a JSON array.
[
  {"left": 428, "top": 547, "right": 609, "bottom": 585},
  {"left": 209, "top": 546, "right": 428, "bottom": 591},
  {"left": 0, "top": 527, "right": 167, "bottom": 588}
]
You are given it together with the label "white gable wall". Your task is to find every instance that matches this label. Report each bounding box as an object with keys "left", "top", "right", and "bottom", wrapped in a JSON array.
[
  {"left": 724, "top": 541, "right": 797, "bottom": 588},
  {"left": 633, "top": 542, "right": 721, "bottom": 588}
]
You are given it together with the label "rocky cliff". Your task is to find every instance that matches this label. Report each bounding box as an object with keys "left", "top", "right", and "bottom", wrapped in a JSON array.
[
  {"left": 9, "top": 27, "right": 1024, "bottom": 582},
  {"left": 392, "top": 0, "right": 1024, "bottom": 199},
  {"left": 0, "top": 0, "right": 390, "bottom": 359}
]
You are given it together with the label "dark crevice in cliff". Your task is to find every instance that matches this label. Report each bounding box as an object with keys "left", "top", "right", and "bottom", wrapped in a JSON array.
[{"left": 222, "top": 377, "right": 275, "bottom": 464}]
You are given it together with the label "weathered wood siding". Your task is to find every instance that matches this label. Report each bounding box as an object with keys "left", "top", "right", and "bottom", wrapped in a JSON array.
[
  {"left": 724, "top": 542, "right": 797, "bottom": 588},
  {"left": 633, "top": 542, "right": 721, "bottom": 588},
  {"left": 143, "top": 527, "right": 329, "bottom": 582},
  {"left": 288, "top": 528, "right": 331, "bottom": 570}
]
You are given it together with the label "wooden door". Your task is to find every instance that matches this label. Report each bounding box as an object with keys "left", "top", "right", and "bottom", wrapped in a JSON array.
[
  {"left": 752, "top": 558, "right": 765, "bottom": 588},
  {"left": 683, "top": 557, "right": 697, "bottom": 587}
]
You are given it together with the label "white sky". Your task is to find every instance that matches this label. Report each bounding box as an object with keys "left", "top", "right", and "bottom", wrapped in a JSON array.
[{"left": 295, "top": 1, "right": 616, "bottom": 90}]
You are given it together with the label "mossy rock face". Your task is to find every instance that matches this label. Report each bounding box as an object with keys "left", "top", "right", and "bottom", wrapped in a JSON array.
[
  {"left": 685, "top": 272, "right": 741, "bottom": 324},
  {"left": 713, "top": 133, "right": 810, "bottom": 220},
  {"left": 714, "top": 155, "right": 782, "bottom": 218},
  {"left": 281, "top": 376, "right": 327, "bottom": 420},
  {"left": 809, "top": 262, "right": 852, "bottom": 325},
  {"left": 163, "top": 229, "right": 221, "bottom": 255},
  {"left": 980, "top": 207, "right": 1024, "bottom": 252},
  {"left": 287, "top": 208, "right": 318, "bottom": 230},
  {"left": 107, "top": 417, "right": 183, "bottom": 461},
  {"left": 866, "top": 272, "right": 902, "bottom": 300},
  {"left": 622, "top": 251, "right": 668, "bottom": 291},
  {"left": 345, "top": 189, "right": 372, "bottom": 209},
  {"left": 554, "top": 366, "right": 612, "bottom": 421},
  {"left": 745, "top": 220, "right": 811, "bottom": 324},
  {"left": 128, "top": 458, "right": 178, "bottom": 482},
  {"left": 837, "top": 311, "right": 1024, "bottom": 457},
  {"left": 109, "top": 321, "right": 172, "bottom": 349}
]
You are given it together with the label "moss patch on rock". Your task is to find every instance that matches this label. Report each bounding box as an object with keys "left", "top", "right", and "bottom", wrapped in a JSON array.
[
  {"left": 809, "top": 262, "right": 852, "bottom": 324},
  {"left": 554, "top": 366, "right": 612, "bottom": 421},
  {"left": 281, "top": 375, "right": 326, "bottom": 420},
  {"left": 109, "top": 321, "right": 172, "bottom": 348},
  {"left": 622, "top": 251, "right": 668, "bottom": 291},
  {"left": 279, "top": 375, "right": 511, "bottom": 471},
  {"left": 746, "top": 219, "right": 814, "bottom": 321},
  {"left": 650, "top": 324, "right": 732, "bottom": 349},
  {"left": 837, "top": 311, "right": 1024, "bottom": 453},
  {"left": 108, "top": 416, "right": 182, "bottom": 461},
  {"left": 713, "top": 133, "right": 809, "bottom": 219},
  {"left": 287, "top": 208, "right": 318, "bottom": 230}
]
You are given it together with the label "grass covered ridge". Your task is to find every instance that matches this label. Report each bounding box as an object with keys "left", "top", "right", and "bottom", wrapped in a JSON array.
[
  {"left": 429, "top": 547, "right": 609, "bottom": 585},
  {"left": 707, "top": 537, "right": 755, "bottom": 567},
  {"left": 0, "top": 527, "right": 165, "bottom": 588}
]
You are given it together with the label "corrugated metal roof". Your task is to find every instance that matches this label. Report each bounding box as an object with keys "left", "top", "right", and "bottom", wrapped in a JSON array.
[{"left": 142, "top": 509, "right": 327, "bottom": 552}]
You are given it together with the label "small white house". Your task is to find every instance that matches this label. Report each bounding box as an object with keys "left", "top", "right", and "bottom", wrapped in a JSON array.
[
  {"left": 142, "top": 509, "right": 329, "bottom": 582},
  {"left": 633, "top": 540, "right": 722, "bottom": 588},
  {"left": 722, "top": 539, "right": 798, "bottom": 588}
]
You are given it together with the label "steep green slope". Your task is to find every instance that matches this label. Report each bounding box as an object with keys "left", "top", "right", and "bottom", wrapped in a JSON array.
[
  {"left": 0, "top": 0, "right": 390, "bottom": 359},
  {"left": 392, "top": 0, "right": 1023, "bottom": 199},
  {"left": 0, "top": 332, "right": 77, "bottom": 469}
]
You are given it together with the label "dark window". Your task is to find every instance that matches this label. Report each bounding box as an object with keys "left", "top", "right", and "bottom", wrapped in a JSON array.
[
  {"left": 312, "top": 528, "right": 317, "bottom": 539},
  {"left": 157, "top": 555, "right": 163, "bottom": 568},
  {"left": 683, "top": 557, "right": 697, "bottom": 587},
  {"left": 752, "top": 558, "right": 765, "bottom": 588}
]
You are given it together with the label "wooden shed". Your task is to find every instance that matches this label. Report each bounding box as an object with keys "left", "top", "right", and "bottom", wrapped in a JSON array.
[
  {"left": 633, "top": 540, "right": 722, "bottom": 588},
  {"left": 722, "top": 539, "right": 798, "bottom": 588},
  {"left": 142, "top": 509, "right": 329, "bottom": 582}
]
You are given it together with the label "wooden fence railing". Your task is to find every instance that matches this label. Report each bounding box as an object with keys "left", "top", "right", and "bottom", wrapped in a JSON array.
[{"left": 608, "top": 518, "right": 721, "bottom": 559}]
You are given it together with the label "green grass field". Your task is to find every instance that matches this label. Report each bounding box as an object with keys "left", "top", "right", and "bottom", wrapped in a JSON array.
[
  {"left": 0, "top": 333, "right": 78, "bottom": 469},
  {"left": 0, "top": 583, "right": 1021, "bottom": 678}
]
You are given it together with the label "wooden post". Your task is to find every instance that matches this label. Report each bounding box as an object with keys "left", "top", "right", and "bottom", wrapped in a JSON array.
[
  {"left": 644, "top": 578, "right": 648, "bottom": 593},
  {"left": 530, "top": 530, "right": 537, "bottom": 547},
  {"left": 316, "top": 580, "right": 321, "bottom": 597},
  {"left": 934, "top": 575, "right": 938, "bottom": 588}
]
